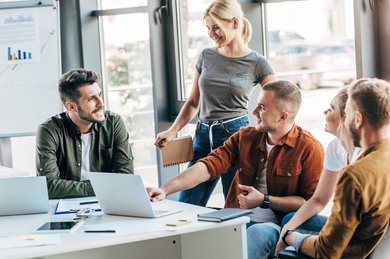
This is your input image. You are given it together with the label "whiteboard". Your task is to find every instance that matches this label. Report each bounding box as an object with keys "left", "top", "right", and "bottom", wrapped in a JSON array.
[{"left": 0, "top": 3, "right": 62, "bottom": 137}]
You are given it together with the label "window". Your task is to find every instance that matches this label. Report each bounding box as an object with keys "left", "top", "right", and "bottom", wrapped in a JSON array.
[
  {"left": 178, "top": 0, "right": 212, "bottom": 99},
  {"left": 99, "top": 2, "right": 157, "bottom": 186},
  {"left": 265, "top": 0, "right": 356, "bottom": 149},
  {"left": 266, "top": 0, "right": 356, "bottom": 90}
]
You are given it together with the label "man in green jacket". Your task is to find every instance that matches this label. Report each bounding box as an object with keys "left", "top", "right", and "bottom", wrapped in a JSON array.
[
  {"left": 283, "top": 78, "right": 390, "bottom": 258},
  {"left": 36, "top": 68, "right": 134, "bottom": 199}
]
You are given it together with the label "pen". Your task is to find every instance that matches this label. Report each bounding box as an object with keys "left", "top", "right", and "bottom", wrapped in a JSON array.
[
  {"left": 79, "top": 201, "right": 98, "bottom": 205},
  {"left": 84, "top": 230, "right": 116, "bottom": 233}
]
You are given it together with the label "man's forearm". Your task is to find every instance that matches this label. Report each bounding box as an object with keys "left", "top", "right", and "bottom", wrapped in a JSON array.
[
  {"left": 161, "top": 162, "right": 211, "bottom": 196},
  {"left": 269, "top": 195, "right": 306, "bottom": 213}
]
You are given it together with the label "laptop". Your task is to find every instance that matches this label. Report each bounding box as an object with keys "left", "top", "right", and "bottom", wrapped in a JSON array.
[
  {"left": 0, "top": 176, "right": 50, "bottom": 216},
  {"left": 89, "top": 172, "right": 182, "bottom": 218}
]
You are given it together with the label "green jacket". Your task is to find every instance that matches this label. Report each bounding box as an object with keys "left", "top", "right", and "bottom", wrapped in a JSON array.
[{"left": 36, "top": 111, "right": 134, "bottom": 199}]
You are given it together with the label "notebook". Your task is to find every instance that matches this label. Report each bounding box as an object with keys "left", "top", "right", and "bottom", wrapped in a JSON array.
[
  {"left": 161, "top": 136, "right": 194, "bottom": 166},
  {"left": 89, "top": 172, "right": 182, "bottom": 218},
  {"left": 0, "top": 176, "right": 50, "bottom": 216},
  {"left": 197, "top": 208, "right": 252, "bottom": 222}
]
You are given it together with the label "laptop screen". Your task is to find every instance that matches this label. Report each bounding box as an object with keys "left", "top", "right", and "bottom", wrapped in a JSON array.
[{"left": 0, "top": 176, "right": 49, "bottom": 216}]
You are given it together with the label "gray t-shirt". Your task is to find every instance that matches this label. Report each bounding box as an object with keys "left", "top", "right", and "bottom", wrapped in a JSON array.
[{"left": 196, "top": 47, "right": 274, "bottom": 121}]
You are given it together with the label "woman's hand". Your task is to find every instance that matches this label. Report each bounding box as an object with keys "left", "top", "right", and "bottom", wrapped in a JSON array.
[{"left": 154, "top": 130, "right": 175, "bottom": 148}]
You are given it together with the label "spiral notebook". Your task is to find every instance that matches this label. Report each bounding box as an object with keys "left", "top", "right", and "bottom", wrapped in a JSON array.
[{"left": 161, "top": 136, "right": 194, "bottom": 166}]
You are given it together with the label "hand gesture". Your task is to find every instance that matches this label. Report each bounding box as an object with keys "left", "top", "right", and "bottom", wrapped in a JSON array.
[
  {"left": 147, "top": 187, "right": 167, "bottom": 202},
  {"left": 154, "top": 130, "right": 175, "bottom": 148},
  {"left": 237, "top": 184, "right": 263, "bottom": 209}
]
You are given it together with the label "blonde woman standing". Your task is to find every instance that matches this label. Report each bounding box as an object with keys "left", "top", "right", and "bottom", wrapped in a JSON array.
[{"left": 155, "top": 0, "right": 275, "bottom": 206}]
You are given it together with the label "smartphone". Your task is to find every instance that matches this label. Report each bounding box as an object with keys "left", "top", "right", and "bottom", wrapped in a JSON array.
[{"left": 166, "top": 219, "right": 191, "bottom": 227}]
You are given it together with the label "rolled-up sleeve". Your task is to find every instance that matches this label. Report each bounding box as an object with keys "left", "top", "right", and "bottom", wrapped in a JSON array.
[{"left": 198, "top": 131, "right": 240, "bottom": 180}]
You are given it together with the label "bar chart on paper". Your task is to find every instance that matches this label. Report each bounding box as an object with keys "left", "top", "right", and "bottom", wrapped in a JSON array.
[
  {"left": 7, "top": 47, "right": 33, "bottom": 61},
  {"left": 0, "top": 10, "right": 40, "bottom": 64}
]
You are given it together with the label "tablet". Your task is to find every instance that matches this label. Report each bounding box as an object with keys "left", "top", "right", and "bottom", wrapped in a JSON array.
[{"left": 34, "top": 220, "right": 83, "bottom": 233}]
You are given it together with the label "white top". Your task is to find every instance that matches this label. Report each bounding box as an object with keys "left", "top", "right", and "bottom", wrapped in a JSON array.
[
  {"left": 324, "top": 138, "right": 363, "bottom": 172},
  {"left": 257, "top": 139, "right": 275, "bottom": 194},
  {"left": 80, "top": 133, "right": 91, "bottom": 181}
]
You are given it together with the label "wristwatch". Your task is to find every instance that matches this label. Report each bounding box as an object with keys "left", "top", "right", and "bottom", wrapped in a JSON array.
[{"left": 260, "top": 194, "right": 270, "bottom": 208}]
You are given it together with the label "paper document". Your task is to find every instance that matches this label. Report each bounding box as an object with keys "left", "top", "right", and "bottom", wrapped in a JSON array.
[
  {"left": 0, "top": 234, "right": 61, "bottom": 249},
  {"left": 161, "top": 136, "right": 194, "bottom": 166},
  {"left": 55, "top": 199, "right": 101, "bottom": 214}
]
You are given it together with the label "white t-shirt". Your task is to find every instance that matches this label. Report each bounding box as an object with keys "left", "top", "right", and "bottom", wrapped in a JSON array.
[
  {"left": 80, "top": 133, "right": 91, "bottom": 181},
  {"left": 324, "top": 138, "right": 363, "bottom": 172},
  {"left": 257, "top": 139, "right": 275, "bottom": 194}
]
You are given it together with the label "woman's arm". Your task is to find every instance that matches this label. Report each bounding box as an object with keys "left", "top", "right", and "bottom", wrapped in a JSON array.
[
  {"left": 260, "top": 74, "right": 277, "bottom": 86},
  {"left": 275, "top": 169, "right": 339, "bottom": 255},
  {"left": 283, "top": 169, "right": 339, "bottom": 230},
  {"left": 154, "top": 71, "right": 201, "bottom": 147}
]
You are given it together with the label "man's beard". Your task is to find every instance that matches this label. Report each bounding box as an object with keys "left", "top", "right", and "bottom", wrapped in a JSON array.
[
  {"left": 77, "top": 105, "right": 104, "bottom": 123},
  {"left": 256, "top": 123, "right": 277, "bottom": 133},
  {"left": 348, "top": 121, "right": 361, "bottom": 147}
]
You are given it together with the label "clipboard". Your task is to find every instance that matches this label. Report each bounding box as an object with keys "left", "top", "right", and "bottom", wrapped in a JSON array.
[{"left": 161, "top": 136, "right": 194, "bottom": 166}]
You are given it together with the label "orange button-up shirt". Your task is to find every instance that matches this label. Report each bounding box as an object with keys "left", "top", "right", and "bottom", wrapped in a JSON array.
[{"left": 199, "top": 124, "right": 324, "bottom": 216}]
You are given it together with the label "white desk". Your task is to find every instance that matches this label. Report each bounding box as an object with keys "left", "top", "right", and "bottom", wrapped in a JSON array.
[{"left": 0, "top": 199, "right": 249, "bottom": 259}]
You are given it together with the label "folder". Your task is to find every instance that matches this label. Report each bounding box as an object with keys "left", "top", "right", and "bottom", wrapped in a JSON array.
[
  {"left": 197, "top": 208, "right": 252, "bottom": 222},
  {"left": 161, "top": 136, "right": 194, "bottom": 167}
]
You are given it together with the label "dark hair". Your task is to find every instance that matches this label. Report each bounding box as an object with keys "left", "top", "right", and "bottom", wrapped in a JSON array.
[
  {"left": 58, "top": 68, "right": 100, "bottom": 104},
  {"left": 349, "top": 78, "right": 390, "bottom": 129},
  {"left": 263, "top": 80, "right": 302, "bottom": 120}
]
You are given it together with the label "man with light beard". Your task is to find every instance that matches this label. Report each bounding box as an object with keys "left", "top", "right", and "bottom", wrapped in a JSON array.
[
  {"left": 148, "top": 80, "right": 324, "bottom": 259},
  {"left": 36, "top": 69, "right": 134, "bottom": 199},
  {"left": 282, "top": 78, "right": 390, "bottom": 258}
]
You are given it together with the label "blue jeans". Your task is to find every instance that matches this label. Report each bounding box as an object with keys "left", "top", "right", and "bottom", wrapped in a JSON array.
[
  {"left": 281, "top": 212, "right": 328, "bottom": 234},
  {"left": 247, "top": 222, "right": 281, "bottom": 259},
  {"left": 178, "top": 115, "right": 249, "bottom": 207}
]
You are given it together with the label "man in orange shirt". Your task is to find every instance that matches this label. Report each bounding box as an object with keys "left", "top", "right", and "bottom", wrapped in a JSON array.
[{"left": 148, "top": 80, "right": 324, "bottom": 258}]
